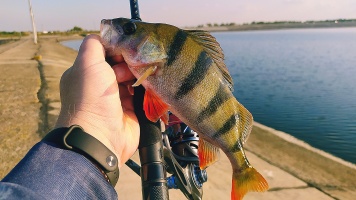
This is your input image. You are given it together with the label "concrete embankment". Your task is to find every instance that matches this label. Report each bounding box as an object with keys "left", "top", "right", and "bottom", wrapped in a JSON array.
[{"left": 0, "top": 36, "right": 355, "bottom": 200}]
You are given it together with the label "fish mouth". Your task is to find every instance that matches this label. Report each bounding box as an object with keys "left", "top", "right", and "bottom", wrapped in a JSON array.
[
  {"left": 100, "top": 19, "right": 111, "bottom": 41},
  {"left": 100, "top": 19, "right": 164, "bottom": 87},
  {"left": 100, "top": 19, "right": 132, "bottom": 65},
  {"left": 100, "top": 19, "right": 121, "bottom": 57}
]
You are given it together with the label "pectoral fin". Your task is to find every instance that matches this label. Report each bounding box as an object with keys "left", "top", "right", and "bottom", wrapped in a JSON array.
[
  {"left": 143, "top": 89, "right": 169, "bottom": 124},
  {"left": 198, "top": 138, "right": 220, "bottom": 169}
]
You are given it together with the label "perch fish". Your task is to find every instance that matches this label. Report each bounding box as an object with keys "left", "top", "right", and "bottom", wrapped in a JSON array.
[{"left": 100, "top": 18, "right": 268, "bottom": 200}]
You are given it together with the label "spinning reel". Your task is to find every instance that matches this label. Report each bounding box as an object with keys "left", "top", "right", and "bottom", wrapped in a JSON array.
[
  {"left": 163, "top": 115, "right": 207, "bottom": 199},
  {"left": 126, "top": 113, "right": 208, "bottom": 200}
]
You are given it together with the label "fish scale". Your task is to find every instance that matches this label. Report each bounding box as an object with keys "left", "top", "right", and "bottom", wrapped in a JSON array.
[{"left": 100, "top": 17, "right": 268, "bottom": 200}]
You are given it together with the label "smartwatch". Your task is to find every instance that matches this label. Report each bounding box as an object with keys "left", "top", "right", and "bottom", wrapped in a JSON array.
[{"left": 42, "top": 125, "right": 119, "bottom": 186}]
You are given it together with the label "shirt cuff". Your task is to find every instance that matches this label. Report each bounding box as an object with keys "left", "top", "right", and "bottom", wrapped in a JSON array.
[{"left": 1, "top": 141, "right": 118, "bottom": 199}]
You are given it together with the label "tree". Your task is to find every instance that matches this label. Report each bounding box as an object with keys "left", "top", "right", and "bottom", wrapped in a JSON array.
[{"left": 69, "top": 26, "right": 83, "bottom": 32}]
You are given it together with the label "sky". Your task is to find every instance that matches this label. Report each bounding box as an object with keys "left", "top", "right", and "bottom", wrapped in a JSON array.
[{"left": 1, "top": 0, "right": 356, "bottom": 32}]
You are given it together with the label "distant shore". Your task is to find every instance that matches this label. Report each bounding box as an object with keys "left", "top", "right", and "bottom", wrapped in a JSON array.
[
  {"left": 2, "top": 21, "right": 356, "bottom": 43},
  {"left": 188, "top": 21, "right": 356, "bottom": 32}
]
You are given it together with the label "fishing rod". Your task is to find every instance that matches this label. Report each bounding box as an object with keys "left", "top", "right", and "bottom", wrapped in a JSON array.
[
  {"left": 126, "top": 0, "right": 207, "bottom": 199},
  {"left": 129, "top": 1, "right": 169, "bottom": 199},
  {"left": 129, "top": 0, "right": 141, "bottom": 21},
  {"left": 133, "top": 85, "right": 169, "bottom": 200}
]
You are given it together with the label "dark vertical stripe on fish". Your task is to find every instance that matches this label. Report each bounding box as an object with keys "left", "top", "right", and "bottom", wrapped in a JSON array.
[
  {"left": 197, "top": 84, "right": 231, "bottom": 123},
  {"left": 175, "top": 51, "right": 212, "bottom": 99},
  {"left": 212, "top": 114, "right": 237, "bottom": 138},
  {"left": 230, "top": 140, "right": 242, "bottom": 153},
  {"left": 166, "top": 30, "right": 188, "bottom": 66}
]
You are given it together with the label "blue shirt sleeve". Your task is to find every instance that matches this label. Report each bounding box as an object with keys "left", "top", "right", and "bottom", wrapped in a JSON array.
[{"left": 1, "top": 142, "right": 118, "bottom": 200}]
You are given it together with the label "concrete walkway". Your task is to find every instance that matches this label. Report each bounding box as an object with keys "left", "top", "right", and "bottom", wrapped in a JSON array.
[
  {"left": 116, "top": 147, "right": 337, "bottom": 200},
  {"left": 1, "top": 37, "right": 355, "bottom": 200},
  {"left": 0, "top": 39, "right": 42, "bottom": 176}
]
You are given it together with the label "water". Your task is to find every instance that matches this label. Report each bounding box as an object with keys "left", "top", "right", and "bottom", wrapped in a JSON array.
[
  {"left": 212, "top": 28, "right": 356, "bottom": 164},
  {"left": 61, "top": 40, "right": 82, "bottom": 51},
  {"left": 62, "top": 28, "right": 356, "bottom": 163}
]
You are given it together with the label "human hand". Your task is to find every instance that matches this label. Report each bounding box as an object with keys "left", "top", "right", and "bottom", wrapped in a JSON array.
[{"left": 55, "top": 34, "right": 139, "bottom": 168}]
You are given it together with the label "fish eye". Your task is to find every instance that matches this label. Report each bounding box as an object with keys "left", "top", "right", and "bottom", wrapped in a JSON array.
[{"left": 123, "top": 21, "right": 137, "bottom": 35}]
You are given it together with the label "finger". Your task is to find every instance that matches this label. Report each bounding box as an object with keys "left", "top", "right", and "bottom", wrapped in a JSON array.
[
  {"left": 118, "top": 84, "right": 135, "bottom": 112},
  {"left": 112, "top": 63, "right": 136, "bottom": 83},
  {"left": 106, "top": 55, "right": 124, "bottom": 66},
  {"left": 110, "top": 55, "right": 124, "bottom": 63},
  {"left": 75, "top": 34, "right": 106, "bottom": 69}
]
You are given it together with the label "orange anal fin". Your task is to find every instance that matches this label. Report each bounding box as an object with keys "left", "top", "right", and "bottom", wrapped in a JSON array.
[
  {"left": 198, "top": 138, "right": 220, "bottom": 169},
  {"left": 143, "top": 89, "right": 169, "bottom": 123},
  {"left": 231, "top": 167, "right": 269, "bottom": 200}
]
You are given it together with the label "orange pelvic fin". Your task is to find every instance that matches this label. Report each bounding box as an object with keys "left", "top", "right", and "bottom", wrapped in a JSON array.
[
  {"left": 198, "top": 138, "right": 220, "bottom": 169},
  {"left": 143, "top": 89, "right": 169, "bottom": 123},
  {"left": 231, "top": 167, "right": 269, "bottom": 200}
]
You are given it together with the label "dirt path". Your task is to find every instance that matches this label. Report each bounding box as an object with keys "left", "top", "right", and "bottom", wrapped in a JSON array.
[
  {"left": 0, "top": 38, "right": 42, "bottom": 177},
  {"left": 0, "top": 36, "right": 79, "bottom": 178}
]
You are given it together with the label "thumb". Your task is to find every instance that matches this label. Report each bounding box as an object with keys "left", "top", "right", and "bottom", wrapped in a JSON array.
[{"left": 75, "top": 34, "right": 106, "bottom": 69}]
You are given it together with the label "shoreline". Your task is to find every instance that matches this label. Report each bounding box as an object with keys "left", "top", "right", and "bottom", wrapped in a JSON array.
[
  {"left": 189, "top": 21, "right": 356, "bottom": 32},
  {"left": 253, "top": 122, "right": 356, "bottom": 170},
  {"left": 0, "top": 36, "right": 355, "bottom": 199}
]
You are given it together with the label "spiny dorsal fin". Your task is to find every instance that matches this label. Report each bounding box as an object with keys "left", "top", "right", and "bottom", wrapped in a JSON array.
[{"left": 185, "top": 30, "right": 233, "bottom": 89}]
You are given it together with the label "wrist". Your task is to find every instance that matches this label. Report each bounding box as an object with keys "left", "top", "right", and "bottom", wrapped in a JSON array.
[
  {"left": 55, "top": 111, "right": 121, "bottom": 167},
  {"left": 43, "top": 125, "right": 120, "bottom": 186}
]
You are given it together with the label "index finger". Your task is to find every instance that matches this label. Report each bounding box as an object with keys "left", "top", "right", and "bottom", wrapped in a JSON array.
[{"left": 112, "top": 62, "right": 136, "bottom": 83}]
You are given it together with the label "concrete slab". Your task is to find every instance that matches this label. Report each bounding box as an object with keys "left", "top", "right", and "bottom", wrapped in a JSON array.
[
  {"left": 245, "top": 151, "right": 307, "bottom": 189},
  {"left": 0, "top": 39, "right": 41, "bottom": 178},
  {"left": 245, "top": 187, "right": 334, "bottom": 200},
  {"left": 116, "top": 150, "right": 328, "bottom": 200}
]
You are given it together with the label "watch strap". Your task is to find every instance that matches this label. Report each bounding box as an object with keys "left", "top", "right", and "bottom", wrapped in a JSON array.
[{"left": 42, "top": 125, "right": 119, "bottom": 186}]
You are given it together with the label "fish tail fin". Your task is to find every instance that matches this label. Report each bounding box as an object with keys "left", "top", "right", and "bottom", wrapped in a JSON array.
[{"left": 231, "top": 167, "right": 268, "bottom": 200}]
